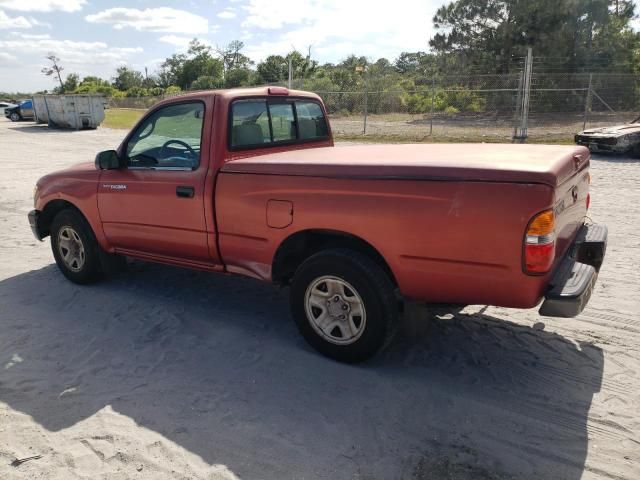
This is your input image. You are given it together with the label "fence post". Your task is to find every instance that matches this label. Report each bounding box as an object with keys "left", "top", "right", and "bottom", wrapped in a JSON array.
[
  {"left": 363, "top": 69, "right": 369, "bottom": 135},
  {"left": 430, "top": 77, "right": 435, "bottom": 136},
  {"left": 513, "top": 71, "right": 524, "bottom": 140},
  {"left": 514, "top": 47, "right": 533, "bottom": 141},
  {"left": 583, "top": 73, "right": 593, "bottom": 131}
]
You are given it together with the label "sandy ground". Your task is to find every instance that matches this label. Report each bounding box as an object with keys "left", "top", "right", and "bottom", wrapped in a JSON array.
[{"left": 0, "top": 119, "right": 638, "bottom": 480}]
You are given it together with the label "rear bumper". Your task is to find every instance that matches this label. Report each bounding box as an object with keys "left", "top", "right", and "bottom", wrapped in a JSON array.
[
  {"left": 28, "top": 209, "right": 44, "bottom": 241},
  {"left": 538, "top": 223, "right": 607, "bottom": 318}
]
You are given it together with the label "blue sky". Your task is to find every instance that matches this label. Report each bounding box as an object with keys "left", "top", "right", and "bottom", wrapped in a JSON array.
[
  {"left": 0, "top": 0, "right": 443, "bottom": 92},
  {"left": 0, "top": 0, "right": 638, "bottom": 93}
]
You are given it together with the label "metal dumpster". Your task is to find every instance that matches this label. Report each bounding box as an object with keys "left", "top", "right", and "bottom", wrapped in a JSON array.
[{"left": 32, "top": 94, "right": 106, "bottom": 129}]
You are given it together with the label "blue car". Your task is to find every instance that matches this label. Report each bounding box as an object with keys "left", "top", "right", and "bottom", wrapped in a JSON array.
[{"left": 4, "top": 99, "right": 34, "bottom": 122}]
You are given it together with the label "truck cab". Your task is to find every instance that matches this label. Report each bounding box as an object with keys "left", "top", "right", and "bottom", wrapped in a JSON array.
[{"left": 95, "top": 88, "right": 331, "bottom": 268}]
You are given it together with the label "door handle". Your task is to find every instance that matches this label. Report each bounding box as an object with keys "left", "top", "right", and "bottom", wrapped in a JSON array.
[{"left": 176, "top": 186, "right": 195, "bottom": 198}]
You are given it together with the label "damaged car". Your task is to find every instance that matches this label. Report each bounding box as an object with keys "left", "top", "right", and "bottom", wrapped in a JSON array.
[{"left": 575, "top": 117, "right": 640, "bottom": 156}]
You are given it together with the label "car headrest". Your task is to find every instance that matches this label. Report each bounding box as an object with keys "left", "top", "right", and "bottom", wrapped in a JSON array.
[{"left": 232, "top": 123, "right": 264, "bottom": 146}]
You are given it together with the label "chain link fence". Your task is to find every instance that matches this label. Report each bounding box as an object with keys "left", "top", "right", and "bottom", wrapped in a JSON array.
[
  {"left": 106, "top": 72, "right": 640, "bottom": 142},
  {"left": 315, "top": 74, "right": 523, "bottom": 141}
]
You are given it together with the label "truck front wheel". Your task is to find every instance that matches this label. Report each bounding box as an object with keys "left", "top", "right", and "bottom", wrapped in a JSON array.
[
  {"left": 290, "top": 248, "right": 398, "bottom": 363},
  {"left": 50, "top": 209, "right": 103, "bottom": 284},
  {"left": 9, "top": 112, "right": 20, "bottom": 122}
]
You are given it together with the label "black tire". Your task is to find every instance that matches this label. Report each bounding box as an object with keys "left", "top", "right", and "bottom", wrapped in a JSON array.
[
  {"left": 631, "top": 143, "right": 640, "bottom": 158},
  {"left": 290, "top": 248, "right": 398, "bottom": 363},
  {"left": 9, "top": 112, "right": 20, "bottom": 122},
  {"left": 50, "top": 209, "right": 103, "bottom": 284}
]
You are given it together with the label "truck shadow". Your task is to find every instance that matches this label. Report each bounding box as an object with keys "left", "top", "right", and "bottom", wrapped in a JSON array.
[
  {"left": 3, "top": 122, "right": 99, "bottom": 134},
  {"left": 0, "top": 262, "right": 602, "bottom": 479}
]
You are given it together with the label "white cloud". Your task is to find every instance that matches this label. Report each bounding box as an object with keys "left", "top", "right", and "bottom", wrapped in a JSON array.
[
  {"left": 217, "top": 8, "right": 236, "bottom": 19},
  {"left": 9, "top": 32, "right": 51, "bottom": 39},
  {"left": 0, "top": 0, "right": 85, "bottom": 12},
  {"left": 241, "top": 0, "right": 437, "bottom": 63},
  {"left": 158, "top": 35, "right": 215, "bottom": 51},
  {"left": 0, "top": 37, "right": 143, "bottom": 69},
  {"left": 0, "top": 51, "right": 17, "bottom": 61},
  {"left": 158, "top": 35, "right": 193, "bottom": 48},
  {"left": 0, "top": 9, "right": 33, "bottom": 29},
  {"left": 85, "top": 7, "right": 208, "bottom": 34}
]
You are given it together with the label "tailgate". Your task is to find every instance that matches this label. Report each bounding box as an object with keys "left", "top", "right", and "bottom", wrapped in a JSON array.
[{"left": 553, "top": 152, "right": 590, "bottom": 261}]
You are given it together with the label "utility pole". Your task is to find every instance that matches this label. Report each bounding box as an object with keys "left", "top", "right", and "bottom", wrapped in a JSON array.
[{"left": 288, "top": 57, "right": 292, "bottom": 89}]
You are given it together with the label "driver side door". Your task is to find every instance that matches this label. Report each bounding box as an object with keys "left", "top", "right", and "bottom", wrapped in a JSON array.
[{"left": 98, "top": 101, "right": 213, "bottom": 264}]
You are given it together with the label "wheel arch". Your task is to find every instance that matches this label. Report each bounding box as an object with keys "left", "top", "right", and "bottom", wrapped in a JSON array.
[
  {"left": 271, "top": 229, "right": 397, "bottom": 287},
  {"left": 38, "top": 199, "right": 86, "bottom": 239}
]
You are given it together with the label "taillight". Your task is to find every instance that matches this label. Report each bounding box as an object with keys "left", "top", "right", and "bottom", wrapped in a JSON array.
[
  {"left": 586, "top": 193, "right": 591, "bottom": 210},
  {"left": 524, "top": 209, "right": 556, "bottom": 274}
]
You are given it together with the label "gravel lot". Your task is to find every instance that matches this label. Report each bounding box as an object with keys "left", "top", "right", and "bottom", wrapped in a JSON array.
[{"left": 0, "top": 119, "right": 638, "bottom": 480}]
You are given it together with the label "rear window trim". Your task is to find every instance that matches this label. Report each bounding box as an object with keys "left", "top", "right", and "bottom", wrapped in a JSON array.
[{"left": 227, "top": 96, "right": 329, "bottom": 151}]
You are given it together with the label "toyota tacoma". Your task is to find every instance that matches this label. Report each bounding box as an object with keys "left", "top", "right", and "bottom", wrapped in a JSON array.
[{"left": 29, "top": 87, "right": 607, "bottom": 362}]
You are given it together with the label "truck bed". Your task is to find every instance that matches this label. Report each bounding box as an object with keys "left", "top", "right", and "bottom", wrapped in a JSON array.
[{"left": 221, "top": 143, "right": 590, "bottom": 187}]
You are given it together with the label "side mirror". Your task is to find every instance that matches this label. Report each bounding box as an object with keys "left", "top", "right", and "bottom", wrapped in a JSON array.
[{"left": 95, "top": 150, "right": 121, "bottom": 170}]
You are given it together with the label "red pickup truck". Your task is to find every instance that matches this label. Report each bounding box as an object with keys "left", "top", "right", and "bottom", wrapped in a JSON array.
[{"left": 29, "top": 87, "right": 607, "bottom": 362}]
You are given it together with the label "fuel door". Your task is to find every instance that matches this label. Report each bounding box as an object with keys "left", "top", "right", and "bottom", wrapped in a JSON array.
[{"left": 266, "top": 200, "right": 293, "bottom": 229}]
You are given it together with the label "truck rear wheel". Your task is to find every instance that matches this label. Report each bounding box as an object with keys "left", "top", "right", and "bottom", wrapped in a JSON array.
[
  {"left": 50, "top": 209, "right": 103, "bottom": 284},
  {"left": 290, "top": 248, "right": 398, "bottom": 363}
]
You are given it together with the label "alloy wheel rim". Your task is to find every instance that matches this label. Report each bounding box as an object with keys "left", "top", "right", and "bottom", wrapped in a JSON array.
[
  {"left": 57, "top": 226, "right": 85, "bottom": 272},
  {"left": 304, "top": 275, "right": 367, "bottom": 345}
]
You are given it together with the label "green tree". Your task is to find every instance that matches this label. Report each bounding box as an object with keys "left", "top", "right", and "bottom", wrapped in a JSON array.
[
  {"left": 181, "top": 40, "right": 224, "bottom": 89},
  {"left": 224, "top": 68, "right": 252, "bottom": 88},
  {"left": 157, "top": 39, "right": 224, "bottom": 90},
  {"left": 74, "top": 76, "right": 116, "bottom": 95},
  {"left": 217, "top": 40, "right": 253, "bottom": 74},
  {"left": 191, "top": 75, "right": 222, "bottom": 90},
  {"left": 430, "top": 0, "right": 639, "bottom": 73},
  {"left": 285, "top": 50, "right": 318, "bottom": 80},
  {"left": 255, "top": 50, "right": 318, "bottom": 85},
  {"left": 113, "top": 66, "right": 144, "bottom": 91},
  {"left": 256, "top": 55, "right": 288, "bottom": 83},
  {"left": 158, "top": 53, "right": 186, "bottom": 87},
  {"left": 394, "top": 52, "right": 437, "bottom": 77},
  {"left": 41, "top": 53, "right": 65, "bottom": 92},
  {"left": 63, "top": 73, "right": 79, "bottom": 93}
]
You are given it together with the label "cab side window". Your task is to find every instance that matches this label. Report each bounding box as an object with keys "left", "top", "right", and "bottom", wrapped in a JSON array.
[
  {"left": 295, "top": 101, "right": 328, "bottom": 140},
  {"left": 126, "top": 102, "right": 204, "bottom": 169}
]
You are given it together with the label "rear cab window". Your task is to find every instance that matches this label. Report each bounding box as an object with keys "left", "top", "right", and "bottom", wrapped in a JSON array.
[{"left": 230, "top": 98, "right": 328, "bottom": 149}]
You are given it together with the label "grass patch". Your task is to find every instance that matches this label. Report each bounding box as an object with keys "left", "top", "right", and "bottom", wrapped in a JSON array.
[{"left": 103, "top": 108, "right": 146, "bottom": 129}]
